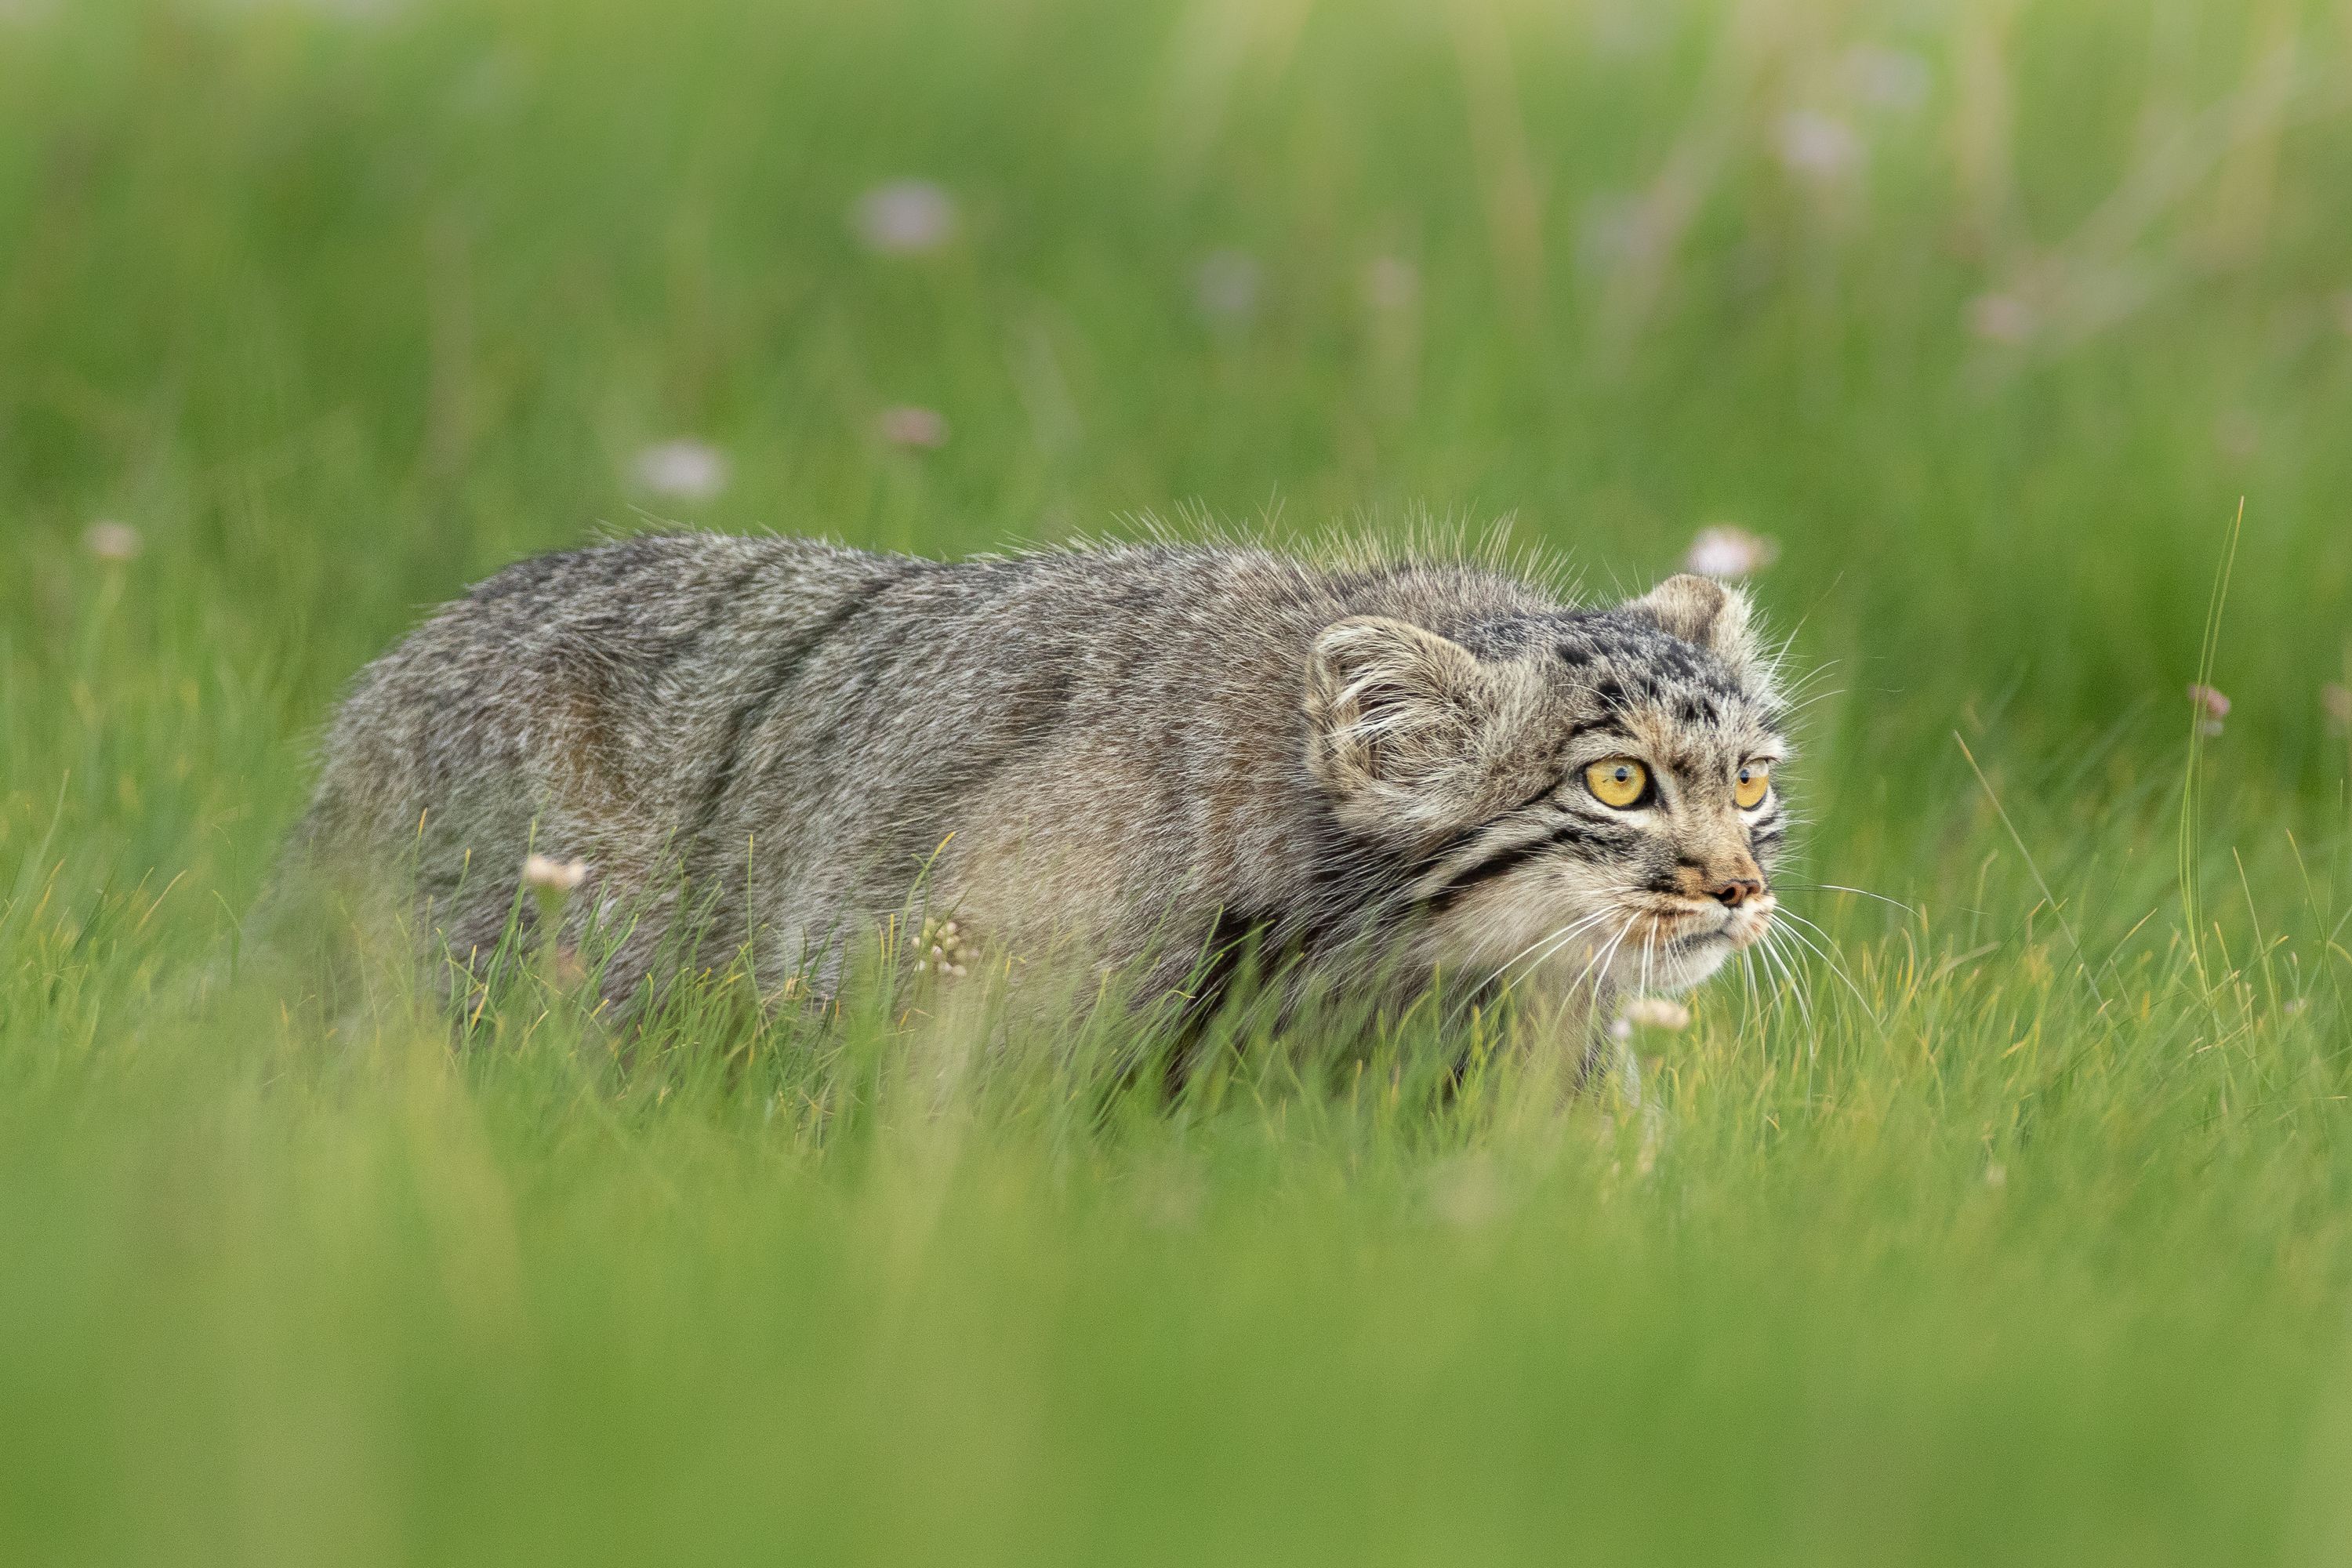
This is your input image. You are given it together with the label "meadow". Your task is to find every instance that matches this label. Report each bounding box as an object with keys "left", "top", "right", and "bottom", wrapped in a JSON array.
[{"left": 5, "top": 0, "right": 2352, "bottom": 1561}]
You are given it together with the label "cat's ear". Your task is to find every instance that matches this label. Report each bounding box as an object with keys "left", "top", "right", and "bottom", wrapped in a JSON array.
[
  {"left": 1305, "top": 617, "right": 1504, "bottom": 837},
  {"left": 1624, "top": 574, "right": 1760, "bottom": 671}
]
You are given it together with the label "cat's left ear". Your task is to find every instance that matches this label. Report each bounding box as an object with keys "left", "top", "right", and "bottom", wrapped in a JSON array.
[{"left": 1624, "top": 574, "right": 1760, "bottom": 673}]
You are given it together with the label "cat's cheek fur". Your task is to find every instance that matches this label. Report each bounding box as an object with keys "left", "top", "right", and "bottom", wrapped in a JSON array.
[{"left": 1420, "top": 858, "right": 1625, "bottom": 978}]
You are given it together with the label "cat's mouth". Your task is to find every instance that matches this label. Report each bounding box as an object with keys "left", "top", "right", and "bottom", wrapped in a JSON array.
[
  {"left": 1649, "top": 895, "right": 1774, "bottom": 953},
  {"left": 1593, "top": 897, "right": 1774, "bottom": 993}
]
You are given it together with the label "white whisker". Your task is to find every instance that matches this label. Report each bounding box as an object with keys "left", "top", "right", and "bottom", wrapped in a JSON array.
[
  {"left": 1782, "top": 881, "right": 1918, "bottom": 918},
  {"left": 1770, "top": 910, "right": 1876, "bottom": 1016},
  {"left": 1486, "top": 909, "right": 1616, "bottom": 992},
  {"left": 1446, "top": 909, "right": 1617, "bottom": 1027},
  {"left": 1756, "top": 928, "right": 1813, "bottom": 1030},
  {"left": 1549, "top": 913, "right": 1639, "bottom": 1010}
]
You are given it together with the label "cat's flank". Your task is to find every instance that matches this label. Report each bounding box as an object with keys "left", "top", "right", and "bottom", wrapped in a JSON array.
[{"left": 296, "top": 533, "right": 1789, "bottom": 1032}]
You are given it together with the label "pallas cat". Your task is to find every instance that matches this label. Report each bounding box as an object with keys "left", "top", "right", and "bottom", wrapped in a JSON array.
[{"left": 294, "top": 533, "right": 1788, "bottom": 1044}]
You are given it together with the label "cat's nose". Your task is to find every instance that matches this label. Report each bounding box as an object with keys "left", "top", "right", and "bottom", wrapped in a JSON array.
[{"left": 1709, "top": 877, "right": 1765, "bottom": 908}]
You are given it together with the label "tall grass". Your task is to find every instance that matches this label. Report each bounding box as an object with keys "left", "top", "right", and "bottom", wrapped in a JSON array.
[{"left": 5, "top": 0, "right": 2352, "bottom": 1562}]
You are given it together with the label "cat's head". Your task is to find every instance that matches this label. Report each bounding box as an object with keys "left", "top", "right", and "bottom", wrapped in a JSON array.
[{"left": 1305, "top": 573, "right": 1788, "bottom": 997}]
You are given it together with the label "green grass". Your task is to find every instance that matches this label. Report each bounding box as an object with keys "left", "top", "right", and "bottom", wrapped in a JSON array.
[{"left": 8, "top": 0, "right": 2352, "bottom": 1561}]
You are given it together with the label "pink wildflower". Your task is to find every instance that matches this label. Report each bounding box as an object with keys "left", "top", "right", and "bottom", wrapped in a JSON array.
[
  {"left": 851, "top": 180, "right": 956, "bottom": 256},
  {"left": 876, "top": 405, "right": 949, "bottom": 448},
  {"left": 1683, "top": 525, "right": 1779, "bottom": 579}
]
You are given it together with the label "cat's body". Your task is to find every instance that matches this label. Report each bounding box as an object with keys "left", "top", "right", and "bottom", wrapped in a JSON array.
[{"left": 296, "top": 533, "right": 1789, "bottom": 1033}]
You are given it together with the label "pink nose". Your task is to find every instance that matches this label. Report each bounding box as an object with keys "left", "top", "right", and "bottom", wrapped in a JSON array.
[{"left": 1709, "top": 877, "right": 1765, "bottom": 908}]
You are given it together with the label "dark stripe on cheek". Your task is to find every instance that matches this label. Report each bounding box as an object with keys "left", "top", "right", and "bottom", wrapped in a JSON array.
[
  {"left": 1411, "top": 775, "right": 1572, "bottom": 870},
  {"left": 1421, "top": 818, "right": 1638, "bottom": 911}
]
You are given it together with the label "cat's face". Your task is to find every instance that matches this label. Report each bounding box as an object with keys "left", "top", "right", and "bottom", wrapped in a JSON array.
[{"left": 1307, "top": 574, "right": 1788, "bottom": 999}]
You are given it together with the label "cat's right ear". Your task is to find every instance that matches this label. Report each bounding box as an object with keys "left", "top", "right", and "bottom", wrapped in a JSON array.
[
  {"left": 1305, "top": 617, "right": 1499, "bottom": 837},
  {"left": 1623, "top": 573, "right": 1761, "bottom": 672}
]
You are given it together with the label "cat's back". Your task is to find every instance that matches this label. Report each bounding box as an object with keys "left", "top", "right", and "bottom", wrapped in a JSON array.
[
  {"left": 310, "top": 533, "right": 893, "bottom": 826},
  {"left": 299, "top": 532, "right": 1569, "bottom": 991}
]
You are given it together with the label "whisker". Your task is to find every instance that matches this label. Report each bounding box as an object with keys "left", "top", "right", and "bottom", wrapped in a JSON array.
[
  {"left": 1778, "top": 881, "right": 1919, "bottom": 918},
  {"left": 1448, "top": 909, "right": 1616, "bottom": 1027},
  {"left": 1738, "top": 947, "right": 1765, "bottom": 1037},
  {"left": 1770, "top": 911, "right": 1876, "bottom": 1018},
  {"left": 1548, "top": 913, "right": 1639, "bottom": 1010},
  {"left": 1756, "top": 929, "right": 1813, "bottom": 1030},
  {"left": 1537, "top": 917, "right": 1628, "bottom": 1006},
  {"left": 1778, "top": 687, "right": 1849, "bottom": 717},
  {"left": 1490, "top": 922, "right": 1606, "bottom": 1004},
  {"left": 1486, "top": 910, "right": 1616, "bottom": 990}
]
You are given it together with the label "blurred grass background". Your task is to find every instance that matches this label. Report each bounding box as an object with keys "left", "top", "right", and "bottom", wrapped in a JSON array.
[{"left": 6, "top": 0, "right": 2352, "bottom": 1563}]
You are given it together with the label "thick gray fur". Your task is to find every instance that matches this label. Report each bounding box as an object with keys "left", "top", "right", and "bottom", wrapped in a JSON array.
[{"left": 296, "top": 532, "right": 1791, "bottom": 1028}]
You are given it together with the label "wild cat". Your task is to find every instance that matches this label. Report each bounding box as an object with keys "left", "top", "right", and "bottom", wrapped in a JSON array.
[{"left": 294, "top": 533, "right": 1788, "bottom": 1046}]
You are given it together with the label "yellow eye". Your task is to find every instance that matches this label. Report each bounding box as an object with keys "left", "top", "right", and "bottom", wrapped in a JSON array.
[
  {"left": 1584, "top": 758, "right": 1650, "bottom": 809},
  {"left": 1735, "top": 762, "right": 1772, "bottom": 809}
]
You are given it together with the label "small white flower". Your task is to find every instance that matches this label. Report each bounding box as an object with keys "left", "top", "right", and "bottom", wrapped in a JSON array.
[
  {"left": 1362, "top": 256, "right": 1419, "bottom": 312},
  {"left": 2321, "top": 684, "right": 2352, "bottom": 730},
  {"left": 1774, "top": 111, "right": 1861, "bottom": 180},
  {"left": 1966, "top": 292, "right": 2035, "bottom": 345},
  {"left": 914, "top": 913, "right": 975, "bottom": 980},
  {"left": 1194, "top": 249, "right": 1261, "bottom": 325},
  {"left": 1683, "top": 524, "right": 1779, "bottom": 579},
  {"left": 522, "top": 853, "right": 589, "bottom": 893},
  {"left": 876, "top": 405, "right": 948, "bottom": 448},
  {"left": 1984, "top": 1162, "right": 2007, "bottom": 1189},
  {"left": 851, "top": 180, "right": 956, "bottom": 256},
  {"left": 1843, "top": 45, "right": 1929, "bottom": 112},
  {"left": 1620, "top": 996, "right": 1692, "bottom": 1032},
  {"left": 633, "top": 439, "right": 730, "bottom": 502},
  {"left": 82, "top": 521, "right": 143, "bottom": 562},
  {"left": 2285, "top": 997, "right": 2311, "bottom": 1018},
  {"left": 2188, "top": 683, "right": 2230, "bottom": 738}
]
